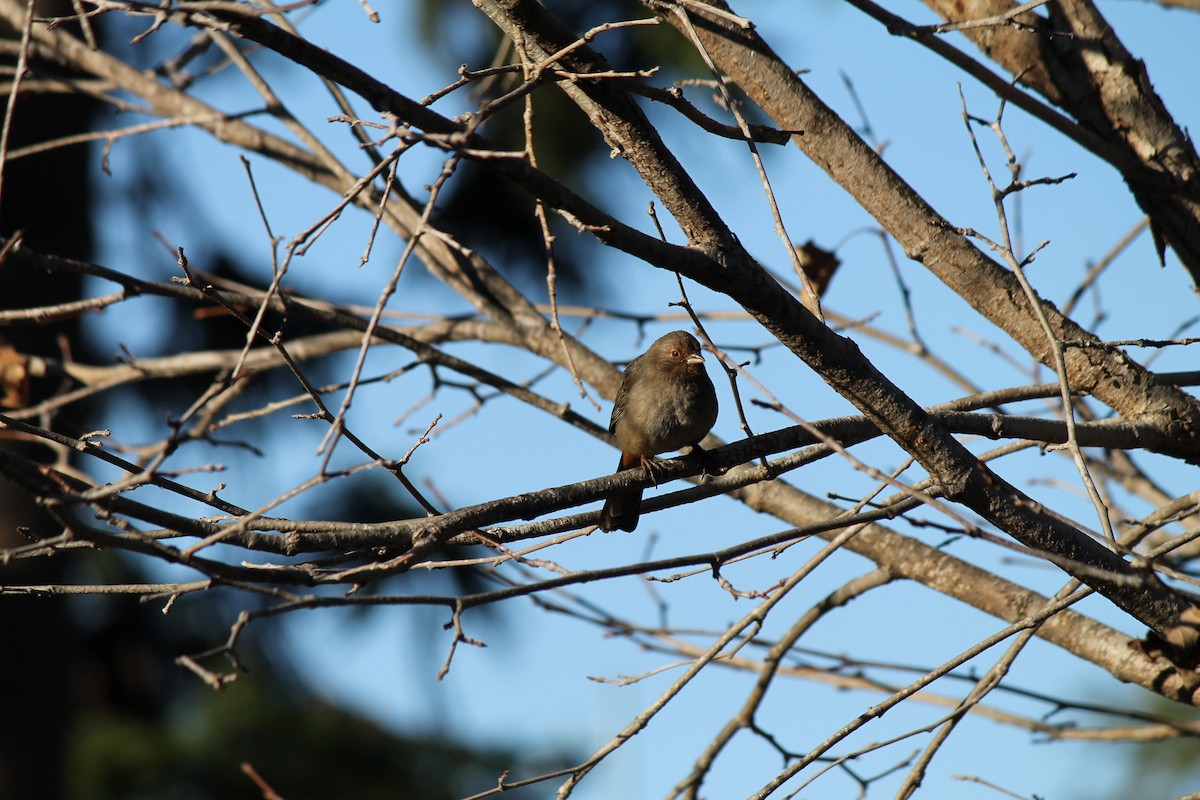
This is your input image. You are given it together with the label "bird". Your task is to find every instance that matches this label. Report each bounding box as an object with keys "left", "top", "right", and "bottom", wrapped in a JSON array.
[{"left": 599, "top": 330, "right": 718, "bottom": 532}]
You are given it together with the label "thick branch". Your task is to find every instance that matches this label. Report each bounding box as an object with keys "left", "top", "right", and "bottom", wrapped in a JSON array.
[
  {"left": 654, "top": 0, "right": 1200, "bottom": 435},
  {"left": 467, "top": 0, "right": 1196, "bottom": 637},
  {"left": 911, "top": 0, "right": 1200, "bottom": 283}
]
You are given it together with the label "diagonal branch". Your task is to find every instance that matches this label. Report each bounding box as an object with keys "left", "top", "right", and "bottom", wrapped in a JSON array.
[
  {"left": 467, "top": 0, "right": 1197, "bottom": 638},
  {"left": 910, "top": 0, "right": 1200, "bottom": 283}
]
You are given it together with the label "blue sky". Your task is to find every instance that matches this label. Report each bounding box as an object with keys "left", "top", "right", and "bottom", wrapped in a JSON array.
[{"left": 86, "top": 2, "right": 1200, "bottom": 797}]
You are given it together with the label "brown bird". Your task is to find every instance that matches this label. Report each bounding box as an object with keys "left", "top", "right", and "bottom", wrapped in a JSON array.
[{"left": 599, "top": 330, "right": 718, "bottom": 532}]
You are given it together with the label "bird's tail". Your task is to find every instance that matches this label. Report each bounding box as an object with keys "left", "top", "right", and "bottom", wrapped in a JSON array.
[{"left": 599, "top": 452, "right": 643, "bottom": 532}]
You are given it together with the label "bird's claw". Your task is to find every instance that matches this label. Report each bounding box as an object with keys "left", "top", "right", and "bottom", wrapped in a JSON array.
[
  {"left": 639, "top": 455, "right": 663, "bottom": 487},
  {"left": 690, "top": 445, "right": 727, "bottom": 477}
]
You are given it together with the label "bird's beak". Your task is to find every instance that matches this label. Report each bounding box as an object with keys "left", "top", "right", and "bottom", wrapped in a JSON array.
[{"left": 686, "top": 352, "right": 705, "bottom": 365}]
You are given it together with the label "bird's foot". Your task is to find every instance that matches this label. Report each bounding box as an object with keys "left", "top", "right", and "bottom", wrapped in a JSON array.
[
  {"left": 638, "top": 454, "right": 664, "bottom": 487},
  {"left": 689, "top": 444, "right": 727, "bottom": 477}
]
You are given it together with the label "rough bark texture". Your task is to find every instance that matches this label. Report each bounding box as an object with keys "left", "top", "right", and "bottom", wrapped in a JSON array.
[{"left": 919, "top": 0, "right": 1200, "bottom": 285}]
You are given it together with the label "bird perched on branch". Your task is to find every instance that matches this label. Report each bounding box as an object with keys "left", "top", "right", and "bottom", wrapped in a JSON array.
[{"left": 599, "top": 330, "right": 718, "bottom": 532}]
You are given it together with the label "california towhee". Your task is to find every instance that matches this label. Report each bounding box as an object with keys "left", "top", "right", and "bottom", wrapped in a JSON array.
[{"left": 599, "top": 330, "right": 718, "bottom": 532}]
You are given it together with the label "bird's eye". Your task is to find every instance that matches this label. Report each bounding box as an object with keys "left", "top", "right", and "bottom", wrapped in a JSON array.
[{"left": 671, "top": 349, "right": 681, "bottom": 359}]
